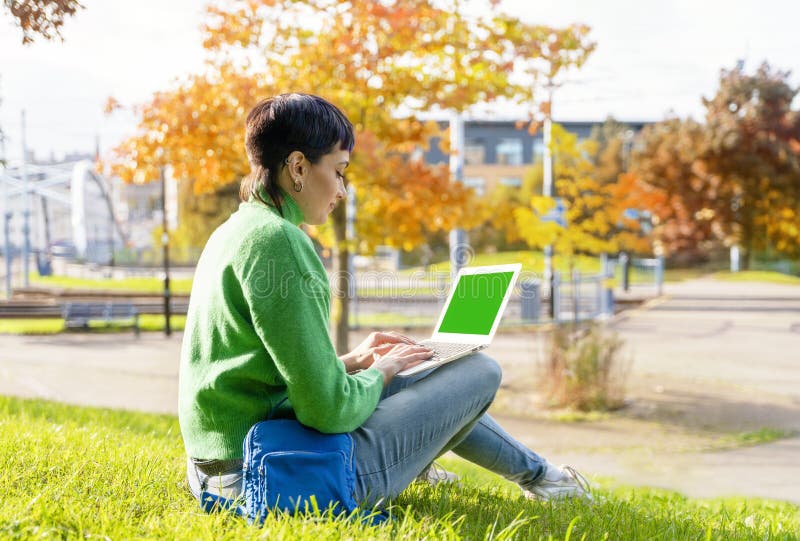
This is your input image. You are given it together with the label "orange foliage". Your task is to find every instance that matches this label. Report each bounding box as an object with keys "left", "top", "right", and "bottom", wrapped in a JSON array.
[
  {"left": 109, "top": 65, "right": 268, "bottom": 194},
  {"left": 108, "top": 0, "right": 596, "bottom": 253}
]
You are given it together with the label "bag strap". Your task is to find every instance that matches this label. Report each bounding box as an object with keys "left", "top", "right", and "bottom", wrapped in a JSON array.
[{"left": 267, "top": 396, "right": 289, "bottom": 420}]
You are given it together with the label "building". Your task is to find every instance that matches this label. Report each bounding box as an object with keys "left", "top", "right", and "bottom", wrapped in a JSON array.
[{"left": 423, "top": 119, "right": 649, "bottom": 195}]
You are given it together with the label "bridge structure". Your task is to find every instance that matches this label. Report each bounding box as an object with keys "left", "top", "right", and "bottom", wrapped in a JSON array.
[{"left": 0, "top": 159, "right": 128, "bottom": 299}]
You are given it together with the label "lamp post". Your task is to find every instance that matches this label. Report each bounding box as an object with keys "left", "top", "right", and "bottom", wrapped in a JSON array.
[
  {"left": 1, "top": 134, "right": 11, "bottom": 299},
  {"left": 160, "top": 166, "right": 172, "bottom": 337},
  {"left": 449, "top": 111, "right": 468, "bottom": 284},
  {"left": 21, "top": 110, "right": 30, "bottom": 288},
  {"left": 541, "top": 83, "right": 556, "bottom": 318}
]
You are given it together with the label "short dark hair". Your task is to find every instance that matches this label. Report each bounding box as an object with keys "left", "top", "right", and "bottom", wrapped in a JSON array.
[{"left": 241, "top": 93, "right": 355, "bottom": 214}]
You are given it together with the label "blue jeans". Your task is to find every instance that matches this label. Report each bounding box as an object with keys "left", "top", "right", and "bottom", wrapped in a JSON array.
[
  {"left": 352, "top": 352, "right": 545, "bottom": 506},
  {"left": 186, "top": 353, "right": 546, "bottom": 507}
]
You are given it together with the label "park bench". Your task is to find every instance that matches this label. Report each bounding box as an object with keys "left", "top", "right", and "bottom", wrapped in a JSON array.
[{"left": 61, "top": 302, "right": 140, "bottom": 336}]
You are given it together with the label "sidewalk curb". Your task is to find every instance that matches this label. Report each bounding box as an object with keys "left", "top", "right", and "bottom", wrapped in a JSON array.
[{"left": 610, "top": 294, "right": 671, "bottom": 325}]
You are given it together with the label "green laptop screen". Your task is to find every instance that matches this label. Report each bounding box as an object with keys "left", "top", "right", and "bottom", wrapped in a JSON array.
[{"left": 437, "top": 271, "right": 515, "bottom": 335}]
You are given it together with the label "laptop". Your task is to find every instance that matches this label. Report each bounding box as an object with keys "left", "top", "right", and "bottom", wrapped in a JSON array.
[{"left": 397, "top": 263, "right": 522, "bottom": 377}]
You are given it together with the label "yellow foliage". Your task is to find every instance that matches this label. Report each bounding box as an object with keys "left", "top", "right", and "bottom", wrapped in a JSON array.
[
  {"left": 513, "top": 124, "right": 661, "bottom": 262},
  {"left": 108, "top": 0, "right": 596, "bottom": 266}
]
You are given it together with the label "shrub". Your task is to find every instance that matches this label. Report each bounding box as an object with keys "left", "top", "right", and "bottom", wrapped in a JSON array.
[{"left": 540, "top": 322, "right": 631, "bottom": 411}]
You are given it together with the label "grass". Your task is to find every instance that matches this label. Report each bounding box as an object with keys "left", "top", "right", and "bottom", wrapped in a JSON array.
[
  {"left": 0, "top": 315, "right": 541, "bottom": 335},
  {"left": 540, "top": 324, "right": 631, "bottom": 412},
  {"left": 404, "top": 250, "right": 698, "bottom": 286},
  {"left": 421, "top": 251, "right": 604, "bottom": 276},
  {"left": 0, "top": 315, "right": 187, "bottom": 335},
  {"left": 662, "top": 267, "right": 713, "bottom": 282},
  {"left": 30, "top": 274, "right": 194, "bottom": 295},
  {"left": 35, "top": 253, "right": 604, "bottom": 292},
  {"left": 711, "top": 271, "right": 800, "bottom": 285},
  {"left": 24, "top": 253, "right": 737, "bottom": 300},
  {"left": 544, "top": 410, "right": 612, "bottom": 423},
  {"left": 357, "top": 286, "right": 442, "bottom": 298},
  {"left": 0, "top": 318, "right": 64, "bottom": 334},
  {"left": 713, "top": 428, "right": 797, "bottom": 451},
  {"left": 0, "top": 395, "right": 797, "bottom": 540},
  {"left": 351, "top": 312, "right": 434, "bottom": 329}
]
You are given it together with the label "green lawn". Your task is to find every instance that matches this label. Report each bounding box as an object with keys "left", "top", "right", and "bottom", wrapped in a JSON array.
[
  {"left": 402, "top": 250, "right": 687, "bottom": 285},
  {"left": 412, "top": 251, "right": 603, "bottom": 276},
  {"left": 0, "top": 395, "right": 796, "bottom": 540},
  {"left": 22, "top": 259, "right": 799, "bottom": 304},
  {"left": 0, "top": 315, "right": 187, "bottom": 335},
  {"left": 30, "top": 274, "right": 194, "bottom": 295},
  {"left": 662, "top": 267, "right": 714, "bottom": 282},
  {"left": 711, "top": 270, "right": 800, "bottom": 285},
  {"left": 351, "top": 312, "right": 434, "bottom": 329}
]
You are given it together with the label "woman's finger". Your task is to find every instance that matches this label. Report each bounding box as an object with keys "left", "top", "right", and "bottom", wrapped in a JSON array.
[
  {"left": 374, "top": 331, "right": 415, "bottom": 346},
  {"left": 387, "top": 331, "right": 416, "bottom": 344},
  {"left": 390, "top": 344, "right": 431, "bottom": 355},
  {"left": 396, "top": 349, "right": 434, "bottom": 361},
  {"left": 399, "top": 353, "right": 431, "bottom": 368}
]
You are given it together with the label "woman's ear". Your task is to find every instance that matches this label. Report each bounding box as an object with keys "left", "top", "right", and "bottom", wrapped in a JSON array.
[{"left": 286, "top": 150, "right": 307, "bottom": 179}]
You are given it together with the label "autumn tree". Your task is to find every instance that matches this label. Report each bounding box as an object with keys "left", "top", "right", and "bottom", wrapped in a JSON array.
[
  {"left": 3, "top": 0, "right": 83, "bottom": 43},
  {"left": 169, "top": 178, "right": 240, "bottom": 264},
  {"left": 588, "top": 118, "right": 665, "bottom": 256},
  {"left": 472, "top": 161, "right": 543, "bottom": 253},
  {"left": 109, "top": 0, "right": 595, "bottom": 352},
  {"left": 631, "top": 117, "right": 723, "bottom": 263},
  {"left": 589, "top": 117, "right": 631, "bottom": 184},
  {"left": 702, "top": 62, "right": 800, "bottom": 266},
  {"left": 630, "top": 62, "right": 800, "bottom": 266},
  {"left": 514, "top": 123, "right": 661, "bottom": 266},
  {"left": 474, "top": 118, "right": 630, "bottom": 256},
  {"left": 424, "top": 20, "right": 597, "bottom": 260}
]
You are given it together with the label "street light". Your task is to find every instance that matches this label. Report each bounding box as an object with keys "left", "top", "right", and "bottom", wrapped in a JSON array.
[{"left": 160, "top": 166, "right": 172, "bottom": 337}]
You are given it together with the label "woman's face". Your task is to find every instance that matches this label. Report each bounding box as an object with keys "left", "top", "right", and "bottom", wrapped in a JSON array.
[{"left": 288, "top": 147, "right": 349, "bottom": 225}]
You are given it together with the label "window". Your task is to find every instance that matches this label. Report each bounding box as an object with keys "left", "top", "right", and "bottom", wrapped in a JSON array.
[
  {"left": 464, "top": 177, "right": 486, "bottom": 196},
  {"left": 500, "top": 177, "right": 522, "bottom": 188},
  {"left": 496, "top": 138, "right": 523, "bottom": 165},
  {"left": 464, "top": 138, "right": 486, "bottom": 165},
  {"left": 533, "top": 139, "right": 545, "bottom": 157}
]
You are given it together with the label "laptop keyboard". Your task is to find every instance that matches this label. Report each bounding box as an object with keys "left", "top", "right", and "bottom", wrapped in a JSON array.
[{"left": 418, "top": 340, "right": 476, "bottom": 360}]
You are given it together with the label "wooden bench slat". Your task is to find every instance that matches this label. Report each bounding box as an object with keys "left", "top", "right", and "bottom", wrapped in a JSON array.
[{"left": 62, "top": 302, "right": 140, "bottom": 336}]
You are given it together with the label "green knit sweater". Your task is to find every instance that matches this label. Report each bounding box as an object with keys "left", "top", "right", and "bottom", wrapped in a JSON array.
[{"left": 178, "top": 191, "right": 384, "bottom": 460}]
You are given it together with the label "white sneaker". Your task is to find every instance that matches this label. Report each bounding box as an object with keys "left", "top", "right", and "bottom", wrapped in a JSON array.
[
  {"left": 522, "top": 461, "right": 592, "bottom": 501},
  {"left": 415, "top": 462, "right": 460, "bottom": 487}
]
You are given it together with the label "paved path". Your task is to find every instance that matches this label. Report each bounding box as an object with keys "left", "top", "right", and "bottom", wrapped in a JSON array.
[
  {"left": 1, "top": 277, "right": 798, "bottom": 503},
  {"left": 596, "top": 278, "right": 800, "bottom": 502}
]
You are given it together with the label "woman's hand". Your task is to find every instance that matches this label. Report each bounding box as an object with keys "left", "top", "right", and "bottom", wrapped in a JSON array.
[
  {"left": 340, "top": 331, "right": 419, "bottom": 373},
  {"left": 371, "top": 343, "right": 434, "bottom": 385},
  {"left": 352, "top": 331, "right": 417, "bottom": 356}
]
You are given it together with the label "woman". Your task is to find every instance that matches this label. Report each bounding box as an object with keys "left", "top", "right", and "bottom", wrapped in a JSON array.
[{"left": 178, "top": 93, "right": 590, "bottom": 512}]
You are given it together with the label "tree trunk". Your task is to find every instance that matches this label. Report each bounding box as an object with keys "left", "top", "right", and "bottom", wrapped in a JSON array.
[
  {"left": 741, "top": 205, "right": 754, "bottom": 271},
  {"left": 330, "top": 203, "right": 350, "bottom": 355}
]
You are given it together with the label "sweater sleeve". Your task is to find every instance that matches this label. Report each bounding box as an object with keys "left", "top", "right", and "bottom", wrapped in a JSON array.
[{"left": 237, "top": 225, "right": 383, "bottom": 434}]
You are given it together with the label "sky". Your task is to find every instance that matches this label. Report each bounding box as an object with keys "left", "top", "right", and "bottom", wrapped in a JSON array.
[{"left": 0, "top": 0, "right": 798, "bottom": 163}]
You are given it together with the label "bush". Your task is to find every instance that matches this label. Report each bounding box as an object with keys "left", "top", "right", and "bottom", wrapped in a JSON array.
[{"left": 540, "top": 322, "right": 631, "bottom": 411}]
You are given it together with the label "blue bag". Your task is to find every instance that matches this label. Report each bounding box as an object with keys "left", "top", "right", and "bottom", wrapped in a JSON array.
[{"left": 242, "top": 419, "right": 384, "bottom": 524}]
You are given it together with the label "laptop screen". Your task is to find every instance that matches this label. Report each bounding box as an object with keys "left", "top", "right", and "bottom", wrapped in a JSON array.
[{"left": 437, "top": 271, "right": 516, "bottom": 336}]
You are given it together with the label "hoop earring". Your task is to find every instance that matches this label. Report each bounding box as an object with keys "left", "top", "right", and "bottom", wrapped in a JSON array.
[{"left": 293, "top": 179, "right": 303, "bottom": 192}]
